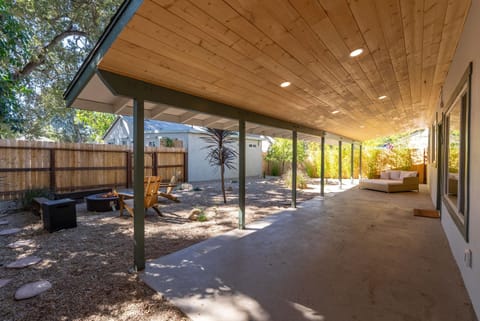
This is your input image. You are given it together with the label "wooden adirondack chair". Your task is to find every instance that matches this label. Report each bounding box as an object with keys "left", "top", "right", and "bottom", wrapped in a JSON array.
[
  {"left": 159, "top": 174, "right": 180, "bottom": 202},
  {"left": 118, "top": 176, "right": 163, "bottom": 217}
]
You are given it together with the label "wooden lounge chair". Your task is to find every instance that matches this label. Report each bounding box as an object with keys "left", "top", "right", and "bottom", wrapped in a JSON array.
[
  {"left": 159, "top": 174, "right": 180, "bottom": 202},
  {"left": 118, "top": 176, "right": 163, "bottom": 217}
]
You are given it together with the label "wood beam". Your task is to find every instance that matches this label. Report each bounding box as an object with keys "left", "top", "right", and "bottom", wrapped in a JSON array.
[
  {"left": 179, "top": 111, "right": 198, "bottom": 123},
  {"left": 113, "top": 97, "right": 130, "bottom": 114},
  {"left": 97, "top": 70, "right": 329, "bottom": 138},
  {"left": 150, "top": 105, "right": 170, "bottom": 119}
]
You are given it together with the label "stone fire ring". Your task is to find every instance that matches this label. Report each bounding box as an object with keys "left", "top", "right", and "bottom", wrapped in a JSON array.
[{"left": 85, "top": 194, "right": 119, "bottom": 212}]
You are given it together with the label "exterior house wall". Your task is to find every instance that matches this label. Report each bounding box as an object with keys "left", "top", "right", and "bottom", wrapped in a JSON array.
[
  {"left": 429, "top": 0, "right": 480, "bottom": 316},
  {"left": 187, "top": 134, "right": 262, "bottom": 182}
]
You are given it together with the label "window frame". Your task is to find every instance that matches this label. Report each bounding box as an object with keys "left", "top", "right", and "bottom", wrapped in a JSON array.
[{"left": 442, "top": 62, "right": 472, "bottom": 241}]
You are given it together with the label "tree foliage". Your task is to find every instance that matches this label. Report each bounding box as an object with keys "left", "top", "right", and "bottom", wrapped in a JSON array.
[
  {"left": 1, "top": 0, "right": 120, "bottom": 141},
  {"left": 201, "top": 128, "right": 238, "bottom": 204},
  {"left": 265, "top": 138, "right": 306, "bottom": 173}
]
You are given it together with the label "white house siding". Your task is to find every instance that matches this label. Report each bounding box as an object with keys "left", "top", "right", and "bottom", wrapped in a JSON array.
[
  {"left": 429, "top": 1, "right": 480, "bottom": 317},
  {"left": 187, "top": 134, "right": 262, "bottom": 182}
]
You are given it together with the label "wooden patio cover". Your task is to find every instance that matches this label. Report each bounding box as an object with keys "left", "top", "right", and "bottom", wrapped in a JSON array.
[{"left": 64, "top": 0, "right": 471, "bottom": 269}]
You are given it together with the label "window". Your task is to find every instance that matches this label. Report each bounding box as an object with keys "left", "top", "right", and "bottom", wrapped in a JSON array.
[{"left": 442, "top": 63, "right": 471, "bottom": 241}]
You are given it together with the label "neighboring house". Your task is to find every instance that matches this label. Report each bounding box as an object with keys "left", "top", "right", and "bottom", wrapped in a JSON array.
[{"left": 103, "top": 116, "right": 264, "bottom": 182}]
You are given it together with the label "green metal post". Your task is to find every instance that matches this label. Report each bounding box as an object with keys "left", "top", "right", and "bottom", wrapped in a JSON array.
[
  {"left": 239, "top": 119, "right": 246, "bottom": 229},
  {"left": 320, "top": 136, "right": 325, "bottom": 197},
  {"left": 359, "top": 144, "right": 363, "bottom": 179},
  {"left": 133, "top": 98, "right": 145, "bottom": 271},
  {"left": 351, "top": 143, "right": 354, "bottom": 184},
  {"left": 292, "top": 130, "right": 297, "bottom": 208},
  {"left": 338, "top": 140, "right": 342, "bottom": 187}
]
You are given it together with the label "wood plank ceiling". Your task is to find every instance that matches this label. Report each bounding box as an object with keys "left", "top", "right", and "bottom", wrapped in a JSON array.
[{"left": 98, "top": 0, "right": 471, "bottom": 141}]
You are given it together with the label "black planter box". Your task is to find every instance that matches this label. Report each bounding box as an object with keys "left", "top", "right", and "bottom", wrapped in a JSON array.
[{"left": 42, "top": 199, "right": 77, "bottom": 233}]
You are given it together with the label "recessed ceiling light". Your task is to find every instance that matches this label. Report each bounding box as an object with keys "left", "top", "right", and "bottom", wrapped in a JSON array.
[
  {"left": 360, "top": 125, "right": 365, "bottom": 128},
  {"left": 378, "top": 95, "right": 387, "bottom": 100},
  {"left": 349, "top": 48, "right": 363, "bottom": 57},
  {"left": 280, "top": 81, "right": 291, "bottom": 88},
  {"left": 332, "top": 110, "right": 340, "bottom": 114}
]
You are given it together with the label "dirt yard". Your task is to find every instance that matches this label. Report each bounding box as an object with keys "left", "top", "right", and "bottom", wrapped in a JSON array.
[{"left": 0, "top": 177, "right": 330, "bottom": 321}]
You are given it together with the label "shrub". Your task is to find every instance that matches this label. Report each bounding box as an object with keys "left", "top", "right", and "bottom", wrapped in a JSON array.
[
  {"left": 22, "top": 188, "right": 49, "bottom": 209},
  {"left": 270, "top": 164, "right": 280, "bottom": 176},
  {"left": 283, "top": 168, "right": 309, "bottom": 189}
]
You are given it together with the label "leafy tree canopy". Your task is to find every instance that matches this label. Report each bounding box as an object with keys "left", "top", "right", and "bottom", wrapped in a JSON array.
[{"left": 1, "top": 0, "right": 120, "bottom": 141}]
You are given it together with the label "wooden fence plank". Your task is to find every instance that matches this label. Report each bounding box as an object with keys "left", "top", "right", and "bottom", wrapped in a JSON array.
[{"left": 0, "top": 140, "right": 186, "bottom": 200}]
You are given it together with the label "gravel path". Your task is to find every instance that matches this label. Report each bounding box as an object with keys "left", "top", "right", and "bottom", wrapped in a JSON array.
[{"left": 0, "top": 177, "right": 327, "bottom": 321}]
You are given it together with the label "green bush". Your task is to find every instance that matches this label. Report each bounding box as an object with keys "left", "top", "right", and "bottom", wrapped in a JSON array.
[
  {"left": 270, "top": 164, "right": 280, "bottom": 176},
  {"left": 283, "top": 168, "right": 308, "bottom": 189},
  {"left": 22, "top": 188, "right": 49, "bottom": 209}
]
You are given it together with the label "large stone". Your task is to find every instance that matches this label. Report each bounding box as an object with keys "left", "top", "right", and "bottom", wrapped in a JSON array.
[
  {"left": 0, "top": 219, "right": 8, "bottom": 225},
  {"left": 0, "top": 278, "right": 12, "bottom": 288},
  {"left": 15, "top": 280, "right": 52, "bottom": 300},
  {"left": 0, "top": 228, "right": 21, "bottom": 236},
  {"left": 6, "top": 256, "right": 42, "bottom": 269},
  {"left": 7, "top": 239, "right": 35, "bottom": 249}
]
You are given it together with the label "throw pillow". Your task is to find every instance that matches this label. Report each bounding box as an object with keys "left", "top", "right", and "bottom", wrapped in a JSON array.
[
  {"left": 380, "top": 171, "right": 390, "bottom": 179},
  {"left": 389, "top": 170, "right": 401, "bottom": 180},
  {"left": 400, "top": 171, "right": 417, "bottom": 179}
]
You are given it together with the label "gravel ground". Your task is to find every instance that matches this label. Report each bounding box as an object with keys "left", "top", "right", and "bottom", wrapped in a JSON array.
[{"left": 0, "top": 177, "right": 323, "bottom": 321}]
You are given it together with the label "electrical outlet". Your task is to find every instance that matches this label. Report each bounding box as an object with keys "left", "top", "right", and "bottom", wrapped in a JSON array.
[{"left": 464, "top": 249, "right": 473, "bottom": 268}]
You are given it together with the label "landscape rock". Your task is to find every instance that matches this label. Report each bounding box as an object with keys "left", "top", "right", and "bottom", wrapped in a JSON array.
[
  {"left": 7, "top": 239, "right": 35, "bottom": 249},
  {"left": 0, "top": 278, "right": 12, "bottom": 288},
  {"left": 0, "top": 228, "right": 21, "bottom": 236},
  {"left": 188, "top": 208, "right": 202, "bottom": 221},
  {"left": 15, "top": 280, "right": 52, "bottom": 300},
  {"left": 6, "top": 256, "right": 42, "bottom": 269},
  {"left": 0, "top": 219, "right": 8, "bottom": 225}
]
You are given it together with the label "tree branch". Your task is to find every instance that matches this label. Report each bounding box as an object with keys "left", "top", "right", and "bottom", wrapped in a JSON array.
[{"left": 13, "top": 28, "right": 88, "bottom": 81}]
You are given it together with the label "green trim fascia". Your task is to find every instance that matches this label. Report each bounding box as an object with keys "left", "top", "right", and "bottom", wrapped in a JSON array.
[
  {"left": 63, "top": 0, "right": 143, "bottom": 107},
  {"left": 97, "top": 70, "right": 334, "bottom": 138}
]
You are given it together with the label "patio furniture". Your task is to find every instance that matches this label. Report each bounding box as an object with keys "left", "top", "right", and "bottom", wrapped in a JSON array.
[
  {"left": 85, "top": 193, "right": 119, "bottom": 212},
  {"left": 158, "top": 174, "right": 180, "bottom": 202},
  {"left": 359, "top": 170, "right": 419, "bottom": 192},
  {"left": 118, "top": 176, "right": 163, "bottom": 217}
]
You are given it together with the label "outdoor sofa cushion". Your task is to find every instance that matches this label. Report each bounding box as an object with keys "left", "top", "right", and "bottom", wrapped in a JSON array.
[{"left": 359, "top": 170, "right": 419, "bottom": 193}]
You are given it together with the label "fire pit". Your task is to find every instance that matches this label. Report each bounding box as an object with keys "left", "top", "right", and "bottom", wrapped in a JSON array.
[{"left": 85, "top": 193, "right": 119, "bottom": 212}]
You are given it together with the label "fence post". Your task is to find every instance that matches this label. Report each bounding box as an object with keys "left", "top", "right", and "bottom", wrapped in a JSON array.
[
  {"left": 183, "top": 152, "right": 188, "bottom": 182},
  {"left": 152, "top": 152, "right": 158, "bottom": 177},
  {"left": 49, "top": 149, "right": 56, "bottom": 194},
  {"left": 126, "top": 151, "right": 132, "bottom": 188}
]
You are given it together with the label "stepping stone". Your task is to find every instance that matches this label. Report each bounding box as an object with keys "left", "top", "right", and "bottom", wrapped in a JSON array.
[
  {"left": 15, "top": 280, "right": 52, "bottom": 300},
  {"left": 7, "top": 239, "right": 35, "bottom": 249},
  {"left": 6, "top": 256, "right": 42, "bottom": 269},
  {"left": 0, "top": 278, "right": 12, "bottom": 288},
  {"left": 0, "top": 228, "right": 21, "bottom": 236},
  {"left": 0, "top": 220, "right": 8, "bottom": 225}
]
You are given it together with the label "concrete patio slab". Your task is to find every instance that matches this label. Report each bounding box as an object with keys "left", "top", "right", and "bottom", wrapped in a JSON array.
[{"left": 142, "top": 186, "right": 476, "bottom": 321}]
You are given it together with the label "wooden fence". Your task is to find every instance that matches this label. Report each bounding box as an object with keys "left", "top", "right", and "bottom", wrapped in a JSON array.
[{"left": 0, "top": 140, "right": 186, "bottom": 200}]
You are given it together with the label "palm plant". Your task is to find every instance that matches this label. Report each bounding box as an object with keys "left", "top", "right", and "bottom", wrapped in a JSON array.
[{"left": 201, "top": 128, "right": 238, "bottom": 203}]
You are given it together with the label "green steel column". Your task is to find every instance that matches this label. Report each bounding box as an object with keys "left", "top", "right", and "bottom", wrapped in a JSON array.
[
  {"left": 292, "top": 130, "right": 297, "bottom": 208},
  {"left": 238, "top": 119, "right": 246, "bottom": 229},
  {"left": 351, "top": 143, "right": 354, "bottom": 183},
  {"left": 320, "top": 136, "right": 325, "bottom": 197},
  {"left": 133, "top": 98, "right": 145, "bottom": 271},
  {"left": 359, "top": 144, "right": 363, "bottom": 179},
  {"left": 338, "top": 140, "right": 342, "bottom": 187}
]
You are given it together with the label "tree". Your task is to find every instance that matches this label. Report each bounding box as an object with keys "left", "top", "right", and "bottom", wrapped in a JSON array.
[
  {"left": 1, "top": 0, "right": 121, "bottom": 141},
  {"left": 201, "top": 128, "right": 238, "bottom": 204},
  {"left": 265, "top": 138, "right": 306, "bottom": 174},
  {"left": 0, "top": 0, "right": 31, "bottom": 137}
]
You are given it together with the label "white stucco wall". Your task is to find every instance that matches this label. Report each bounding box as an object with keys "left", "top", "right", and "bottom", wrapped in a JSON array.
[
  {"left": 187, "top": 134, "right": 262, "bottom": 182},
  {"left": 429, "top": 0, "right": 480, "bottom": 316}
]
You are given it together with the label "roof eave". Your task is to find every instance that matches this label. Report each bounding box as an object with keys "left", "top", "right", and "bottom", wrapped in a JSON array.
[{"left": 63, "top": 0, "right": 143, "bottom": 107}]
